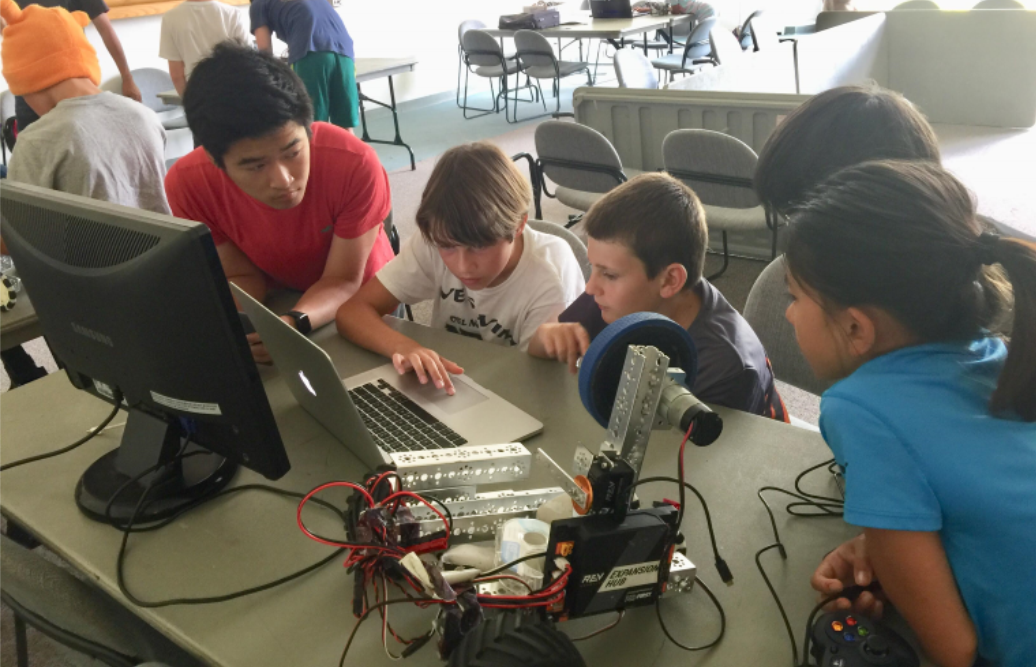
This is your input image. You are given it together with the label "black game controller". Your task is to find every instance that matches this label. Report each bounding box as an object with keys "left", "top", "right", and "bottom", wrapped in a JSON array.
[{"left": 811, "top": 610, "right": 920, "bottom": 667}]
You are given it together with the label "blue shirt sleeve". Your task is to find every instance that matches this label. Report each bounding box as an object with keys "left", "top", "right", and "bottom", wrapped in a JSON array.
[
  {"left": 820, "top": 395, "right": 942, "bottom": 532},
  {"left": 249, "top": 0, "right": 269, "bottom": 34}
]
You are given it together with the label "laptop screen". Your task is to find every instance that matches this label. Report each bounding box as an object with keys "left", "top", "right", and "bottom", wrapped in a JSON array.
[{"left": 591, "top": 0, "right": 633, "bottom": 19}]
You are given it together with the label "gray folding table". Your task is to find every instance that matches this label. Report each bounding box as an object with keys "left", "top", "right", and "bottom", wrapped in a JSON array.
[{"left": 0, "top": 317, "right": 930, "bottom": 666}]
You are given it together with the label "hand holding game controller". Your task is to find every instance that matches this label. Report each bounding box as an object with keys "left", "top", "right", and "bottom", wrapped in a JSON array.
[
  {"left": 811, "top": 609, "right": 920, "bottom": 667},
  {"left": 812, "top": 535, "right": 885, "bottom": 618}
]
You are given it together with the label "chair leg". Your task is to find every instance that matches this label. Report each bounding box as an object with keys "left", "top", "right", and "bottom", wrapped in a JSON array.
[
  {"left": 455, "top": 46, "right": 462, "bottom": 108},
  {"left": 460, "top": 67, "right": 499, "bottom": 120},
  {"left": 404, "top": 305, "right": 414, "bottom": 322},
  {"left": 14, "top": 613, "right": 29, "bottom": 667},
  {"left": 592, "top": 39, "right": 604, "bottom": 84},
  {"left": 706, "top": 231, "right": 730, "bottom": 281}
]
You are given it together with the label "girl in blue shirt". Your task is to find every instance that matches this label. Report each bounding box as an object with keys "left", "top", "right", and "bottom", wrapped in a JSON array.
[{"left": 783, "top": 160, "right": 1036, "bottom": 667}]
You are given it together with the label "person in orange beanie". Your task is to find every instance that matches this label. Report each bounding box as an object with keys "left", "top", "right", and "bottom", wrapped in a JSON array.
[
  {"left": 2, "top": 0, "right": 170, "bottom": 211},
  {"left": 3, "top": 0, "right": 141, "bottom": 133}
]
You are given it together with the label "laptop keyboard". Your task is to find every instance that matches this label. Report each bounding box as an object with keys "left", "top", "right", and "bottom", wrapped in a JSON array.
[{"left": 348, "top": 379, "right": 468, "bottom": 453}]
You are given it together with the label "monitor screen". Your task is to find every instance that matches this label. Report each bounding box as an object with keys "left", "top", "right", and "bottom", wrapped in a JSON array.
[
  {"left": 591, "top": 0, "right": 633, "bottom": 19},
  {"left": 1, "top": 181, "right": 289, "bottom": 523}
]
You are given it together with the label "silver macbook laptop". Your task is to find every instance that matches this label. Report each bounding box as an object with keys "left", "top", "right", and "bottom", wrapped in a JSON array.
[{"left": 232, "top": 284, "right": 543, "bottom": 470}]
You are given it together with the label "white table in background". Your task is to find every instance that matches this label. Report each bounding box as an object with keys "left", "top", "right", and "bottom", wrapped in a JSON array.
[{"left": 157, "top": 56, "right": 419, "bottom": 170}]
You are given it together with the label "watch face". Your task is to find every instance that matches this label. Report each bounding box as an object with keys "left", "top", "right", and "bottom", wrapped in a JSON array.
[{"left": 293, "top": 311, "right": 311, "bottom": 334}]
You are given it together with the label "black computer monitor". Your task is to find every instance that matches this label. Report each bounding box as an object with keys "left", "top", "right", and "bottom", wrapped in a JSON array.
[{"left": 0, "top": 182, "right": 289, "bottom": 523}]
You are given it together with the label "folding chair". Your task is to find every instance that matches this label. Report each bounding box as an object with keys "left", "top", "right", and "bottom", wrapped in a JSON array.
[
  {"left": 514, "top": 30, "right": 593, "bottom": 121},
  {"left": 663, "top": 129, "right": 778, "bottom": 279}
]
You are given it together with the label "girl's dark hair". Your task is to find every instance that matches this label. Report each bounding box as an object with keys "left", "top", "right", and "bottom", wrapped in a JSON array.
[
  {"left": 183, "top": 43, "right": 313, "bottom": 168},
  {"left": 755, "top": 83, "right": 941, "bottom": 215},
  {"left": 786, "top": 160, "right": 1036, "bottom": 421}
]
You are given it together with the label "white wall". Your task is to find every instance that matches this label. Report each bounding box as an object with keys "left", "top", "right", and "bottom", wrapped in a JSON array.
[{"left": 2, "top": 0, "right": 824, "bottom": 103}]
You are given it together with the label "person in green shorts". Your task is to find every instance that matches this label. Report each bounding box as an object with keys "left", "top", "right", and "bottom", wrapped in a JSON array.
[{"left": 251, "top": 0, "right": 359, "bottom": 130}]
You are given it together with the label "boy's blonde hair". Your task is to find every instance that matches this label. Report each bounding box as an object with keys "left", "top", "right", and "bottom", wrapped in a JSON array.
[
  {"left": 416, "top": 141, "right": 531, "bottom": 248},
  {"left": 584, "top": 173, "right": 708, "bottom": 288}
]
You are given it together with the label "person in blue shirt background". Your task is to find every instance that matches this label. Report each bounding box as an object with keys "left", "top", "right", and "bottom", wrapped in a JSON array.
[
  {"left": 250, "top": 0, "right": 358, "bottom": 131},
  {"left": 782, "top": 160, "right": 1036, "bottom": 667}
]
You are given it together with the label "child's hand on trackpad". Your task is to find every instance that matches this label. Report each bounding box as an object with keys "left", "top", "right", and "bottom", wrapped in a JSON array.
[{"left": 391, "top": 342, "right": 464, "bottom": 395}]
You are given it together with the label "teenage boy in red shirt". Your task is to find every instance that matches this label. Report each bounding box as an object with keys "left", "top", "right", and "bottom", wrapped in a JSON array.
[{"left": 166, "top": 43, "right": 392, "bottom": 362}]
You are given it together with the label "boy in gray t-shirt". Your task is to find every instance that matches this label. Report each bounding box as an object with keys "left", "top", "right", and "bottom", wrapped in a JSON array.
[
  {"left": 10, "top": 94, "right": 170, "bottom": 214},
  {"left": 2, "top": 0, "right": 169, "bottom": 214}
]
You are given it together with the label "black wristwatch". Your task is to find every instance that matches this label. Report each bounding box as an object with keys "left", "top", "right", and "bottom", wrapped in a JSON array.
[{"left": 283, "top": 310, "right": 312, "bottom": 335}]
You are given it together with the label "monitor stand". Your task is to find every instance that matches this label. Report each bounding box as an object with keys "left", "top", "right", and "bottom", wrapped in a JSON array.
[{"left": 75, "top": 408, "right": 237, "bottom": 524}]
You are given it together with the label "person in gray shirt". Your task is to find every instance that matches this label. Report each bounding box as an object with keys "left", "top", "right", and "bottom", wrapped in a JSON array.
[
  {"left": 2, "top": 0, "right": 169, "bottom": 214},
  {"left": 10, "top": 93, "right": 170, "bottom": 215}
]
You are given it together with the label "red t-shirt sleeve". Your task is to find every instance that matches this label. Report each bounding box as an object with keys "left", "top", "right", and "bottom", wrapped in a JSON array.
[
  {"left": 165, "top": 155, "right": 229, "bottom": 246},
  {"left": 332, "top": 141, "right": 392, "bottom": 241}
]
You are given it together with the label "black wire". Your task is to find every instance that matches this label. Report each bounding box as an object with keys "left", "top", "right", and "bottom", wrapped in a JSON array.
[
  {"left": 102, "top": 446, "right": 349, "bottom": 608},
  {"left": 421, "top": 494, "right": 454, "bottom": 535},
  {"left": 569, "top": 610, "right": 624, "bottom": 641},
  {"left": 632, "top": 476, "right": 732, "bottom": 583},
  {"left": 478, "top": 551, "right": 546, "bottom": 577},
  {"left": 754, "top": 473, "right": 847, "bottom": 667},
  {"left": 339, "top": 597, "right": 436, "bottom": 667},
  {"left": 633, "top": 476, "right": 720, "bottom": 565},
  {"left": 755, "top": 543, "right": 799, "bottom": 666},
  {"left": 677, "top": 424, "right": 693, "bottom": 529},
  {"left": 117, "top": 483, "right": 347, "bottom": 534},
  {"left": 794, "top": 458, "right": 844, "bottom": 505},
  {"left": 0, "top": 398, "right": 122, "bottom": 472},
  {"left": 654, "top": 576, "right": 726, "bottom": 651}
]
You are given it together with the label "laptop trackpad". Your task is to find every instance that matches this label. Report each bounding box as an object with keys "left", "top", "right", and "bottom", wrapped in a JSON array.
[{"left": 397, "top": 373, "right": 489, "bottom": 415}]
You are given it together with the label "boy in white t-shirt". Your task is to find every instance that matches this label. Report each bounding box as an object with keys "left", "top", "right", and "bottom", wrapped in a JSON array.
[
  {"left": 336, "top": 141, "right": 585, "bottom": 395},
  {"left": 159, "top": 0, "right": 250, "bottom": 96}
]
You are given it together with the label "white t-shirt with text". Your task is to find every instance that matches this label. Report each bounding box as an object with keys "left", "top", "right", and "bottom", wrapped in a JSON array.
[
  {"left": 376, "top": 228, "right": 586, "bottom": 351},
  {"left": 159, "top": 1, "right": 251, "bottom": 77}
]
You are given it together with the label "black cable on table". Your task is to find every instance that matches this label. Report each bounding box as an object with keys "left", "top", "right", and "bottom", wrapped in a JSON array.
[
  {"left": 339, "top": 597, "right": 437, "bottom": 667},
  {"left": 633, "top": 476, "right": 732, "bottom": 584},
  {"left": 570, "top": 610, "right": 624, "bottom": 641},
  {"left": 753, "top": 467, "right": 847, "bottom": 667},
  {"left": 755, "top": 542, "right": 800, "bottom": 666},
  {"left": 0, "top": 397, "right": 122, "bottom": 472},
  {"left": 102, "top": 445, "right": 350, "bottom": 608},
  {"left": 794, "top": 458, "right": 844, "bottom": 505},
  {"left": 654, "top": 576, "right": 726, "bottom": 651}
]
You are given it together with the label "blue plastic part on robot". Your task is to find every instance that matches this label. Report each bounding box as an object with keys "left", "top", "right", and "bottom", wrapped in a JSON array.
[{"left": 578, "top": 313, "right": 699, "bottom": 428}]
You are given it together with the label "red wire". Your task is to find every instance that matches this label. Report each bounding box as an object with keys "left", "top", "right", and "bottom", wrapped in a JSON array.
[
  {"left": 298, "top": 481, "right": 572, "bottom": 621},
  {"left": 297, "top": 482, "right": 404, "bottom": 552},
  {"left": 378, "top": 490, "right": 450, "bottom": 534},
  {"left": 367, "top": 471, "right": 399, "bottom": 497},
  {"left": 476, "top": 567, "right": 572, "bottom": 607}
]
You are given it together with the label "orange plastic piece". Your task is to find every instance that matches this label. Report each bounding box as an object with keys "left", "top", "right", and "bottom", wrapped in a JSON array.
[{"left": 572, "top": 475, "right": 593, "bottom": 515}]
